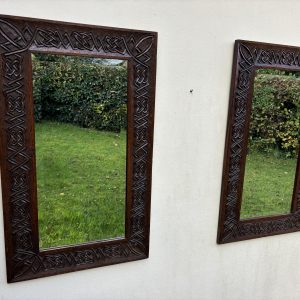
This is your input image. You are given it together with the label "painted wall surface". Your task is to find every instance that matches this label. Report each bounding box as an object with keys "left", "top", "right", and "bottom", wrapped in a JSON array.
[{"left": 1, "top": 0, "right": 300, "bottom": 299}]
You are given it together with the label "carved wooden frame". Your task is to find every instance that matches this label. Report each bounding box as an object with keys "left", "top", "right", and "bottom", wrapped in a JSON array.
[
  {"left": 217, "top": 40, "right": 300, "bottom": 244},
  {"left": 0, "top": 15, "right": 157, "bottom": 282}
]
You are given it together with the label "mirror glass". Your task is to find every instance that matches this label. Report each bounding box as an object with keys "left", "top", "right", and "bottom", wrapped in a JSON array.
[
  {"left": 32, "top": 53, "right": 128, "bottom": 249},
  {"left": 240, "top": 68, "right": 300, "bottom": 219}
]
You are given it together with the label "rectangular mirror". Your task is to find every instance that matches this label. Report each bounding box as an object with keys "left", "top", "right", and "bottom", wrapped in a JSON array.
[
  {"left": 240, "top": 69, "right": 299, "bottom": 219},
  {"left": 218, "top": 40, "right": 300, "bottom": 243},
  {"left": 32, "top": 53, "right": 127, "bottom": 249},
  {"left": 0, "top": 15, "right": 157, "bottom": 282}
]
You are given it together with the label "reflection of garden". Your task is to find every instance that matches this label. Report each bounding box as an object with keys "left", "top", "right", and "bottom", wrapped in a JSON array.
[
  {"left": 240, "top": 69, "right": 300, "bottom": 219},
  {"left": 33, "top": 54, "right": 128, "bottom": 133},
  {"left": 36, "top": 122, "right": 126, "bottom": 248},
  {"left": 241, "top": 150, "right": 296, "bottom": 218},
  {"left": 33, "top": 54, "right": 128, "bottom": 248}
]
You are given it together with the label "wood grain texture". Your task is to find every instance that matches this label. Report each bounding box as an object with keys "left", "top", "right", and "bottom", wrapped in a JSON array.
[
  {"left": 217, "top": 40, "right": 300, "bottom": 244},
  {"left": 0, "top": 15, "right": 157, "bottom": 282}
]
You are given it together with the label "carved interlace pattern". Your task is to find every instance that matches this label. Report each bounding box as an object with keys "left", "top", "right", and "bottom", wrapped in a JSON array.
[
  {"left": 0, "top": 18, "right": 155, "bottom": 280},
  {"left": 222, "top": 43, "right": 300, "bottom": 242}
]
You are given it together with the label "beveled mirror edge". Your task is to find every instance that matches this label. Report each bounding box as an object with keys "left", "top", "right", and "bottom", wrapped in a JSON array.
[
  {"left": 0, "top": 14, "right": 157, "bottom": 282},
  {"left": 217, "top": 39, "right": 300, "bottom": 244},
  {"left": 30, "top": 52, "right": 129, "bottom": 249}
]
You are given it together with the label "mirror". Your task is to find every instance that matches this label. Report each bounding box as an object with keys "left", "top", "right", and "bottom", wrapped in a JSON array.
[
  {"left": 0, "top": 15, "right": 156, "bottom": 282},
  {"left": 32, "top": 53, "right": 127, "bottom": 248},
  {"left": 240, "top": 69, "right": 299, "bottom": 219},
  {"left": 218, "top": 40, "right": 300, "bottom": 243}
]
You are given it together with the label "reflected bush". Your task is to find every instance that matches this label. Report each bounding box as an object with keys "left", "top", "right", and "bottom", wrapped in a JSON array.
[
  {"left": 249, "top": 69, "right": 300, "bottom": 158},
  {"left": 32, "top": 54, "right": 127, "bottom": 132}
]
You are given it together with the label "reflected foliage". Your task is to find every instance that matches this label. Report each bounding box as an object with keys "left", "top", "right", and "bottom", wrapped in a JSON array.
[
  {"left": 249, "top": 69, "right": 300, "bottom": 157},
  {"left": 32, "top": 54, "right": 127, "bottom": 132}
]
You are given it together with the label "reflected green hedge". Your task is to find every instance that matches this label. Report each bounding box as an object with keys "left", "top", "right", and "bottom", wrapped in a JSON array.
[
  {"left": 32, "top": 55, "right": 127, "bottom": 132},
  {"left": 250, "top": 70, "right": 300, "bottom": 157}
]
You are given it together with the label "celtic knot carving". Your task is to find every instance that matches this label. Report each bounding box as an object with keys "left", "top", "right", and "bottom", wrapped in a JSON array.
[
  {"left": 0, "top": 16, "right": 156, "bottom": 282},
  {"left": 219, "top": 40, "right": 300, "bottom": 243}
]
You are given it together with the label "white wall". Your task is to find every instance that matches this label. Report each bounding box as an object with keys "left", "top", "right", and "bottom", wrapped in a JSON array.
[{"left": 1, "top": 1, "right": 300, "bottom": 299}]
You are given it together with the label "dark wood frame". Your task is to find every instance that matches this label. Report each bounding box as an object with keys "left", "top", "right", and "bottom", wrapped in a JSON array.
[
  {"left": 217, "top": 40, "right": 300, "bottom": 244},
  {"left": 0, "top": 15, "right": 157, "bottom": 282}
]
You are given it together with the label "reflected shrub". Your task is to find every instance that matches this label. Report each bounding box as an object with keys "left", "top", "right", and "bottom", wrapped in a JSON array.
[
  {"left": 32, "top": 54, "right": 127, "bottom": 132},
  {"left": 250, "top": 70, "right": 300, "bottom": 157}
]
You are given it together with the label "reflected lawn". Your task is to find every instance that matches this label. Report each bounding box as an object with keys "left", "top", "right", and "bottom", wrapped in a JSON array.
[
  {"left": 240, "top": 150, "right": 297, "bottom": 219},
  {"left": 36, "top": 121, "right": 126, "bottom": 249}
]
